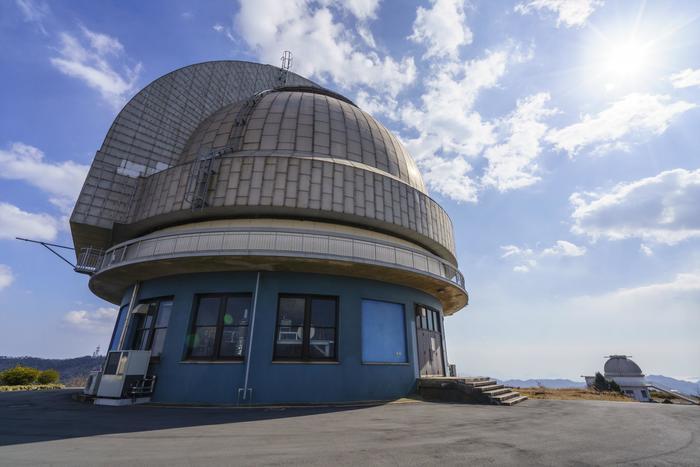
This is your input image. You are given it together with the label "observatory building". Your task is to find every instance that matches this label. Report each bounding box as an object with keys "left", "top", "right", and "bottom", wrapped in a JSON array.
[
  {"left": 71, "top": 60, "right": 468, "bottom": 405},
  {"left": 584, "top": 355, "right": 650, "bottom": 402}
]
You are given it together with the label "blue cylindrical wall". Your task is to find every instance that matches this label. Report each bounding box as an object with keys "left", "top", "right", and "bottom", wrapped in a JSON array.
[{"left": 118, "top": 271, "right": 443, "bottom": 405}]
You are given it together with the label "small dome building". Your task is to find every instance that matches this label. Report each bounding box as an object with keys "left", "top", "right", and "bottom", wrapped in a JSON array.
[
  {"left": 603, "top": 355, "right": 650, "bottom": 401},
  {"left": 71, "top": 61, "right": 468, "bottom": 405},
  {"left": 584, "top": 355, "right": 650, "bottom": 402}
]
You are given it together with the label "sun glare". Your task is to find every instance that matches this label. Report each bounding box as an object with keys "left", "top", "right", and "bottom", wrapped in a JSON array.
[
  {"left": 603, "top": 41, "right": 650, "bottom": 79},
  {"left": 580, "top": 4, "right": 678, "bottom": 94},
  {"left": 590, "top": 35, "right": 657, "bottom": 92}
]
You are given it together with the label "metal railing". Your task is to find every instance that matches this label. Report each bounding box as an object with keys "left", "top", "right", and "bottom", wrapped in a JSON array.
[
  {"left": 88, "top": 229, "right": 466, "bottom": 290},
  {"left": 75, "top": 247, "right": 105, "bottom": 274}
]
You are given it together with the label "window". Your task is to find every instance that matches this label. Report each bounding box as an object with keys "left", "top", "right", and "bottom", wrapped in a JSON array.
[
  {"left": 108, "top": 304, "right": 129, "bottom": 351},
  {"left": 361, "top": 299, "right": 407, "bottom": 363},
  {"left": 415, "top": 305, "right": 441, "bottom": 333},
  {"left": 187, "top": 294, "right": 252, "bottom": 360},
  {"left": 130, "top": 298, "right": 173, "bottom": 357},
  {"left": 274, "top": 295, "right": 338, "bottom": 361},
  {"left": 104, "top": 352, "right": 122, "bottom": 375}
]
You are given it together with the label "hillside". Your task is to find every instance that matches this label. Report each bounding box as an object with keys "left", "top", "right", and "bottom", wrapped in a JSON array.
[
  {"left": 500, "top": 378, "right": 586, "bottom": 389},
  {"left": 500, "top": 376, "right": 699, "bottom": 396},
  {"left": 0, "top": 356, "right": 104, "bottom": 386}
]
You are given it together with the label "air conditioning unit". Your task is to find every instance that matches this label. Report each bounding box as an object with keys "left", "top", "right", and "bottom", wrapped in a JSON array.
[
  {"left": 95, "top": 350, "right": 151, "bottom": 404},
  {"left": 83, "top": 370, "right": 102, "bottom": 396}
]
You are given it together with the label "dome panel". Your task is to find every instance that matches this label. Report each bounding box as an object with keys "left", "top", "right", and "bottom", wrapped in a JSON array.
[
  {"left": 604, "top": 356, "right": 644, "bottom": 376},
  {"left": 180, "top": 90, "right": 427, "bottom": 192}
]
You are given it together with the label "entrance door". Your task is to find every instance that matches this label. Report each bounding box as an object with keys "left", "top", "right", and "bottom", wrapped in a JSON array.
[{"left": 415, "top": 305, "right": 445, "bottom": 376}]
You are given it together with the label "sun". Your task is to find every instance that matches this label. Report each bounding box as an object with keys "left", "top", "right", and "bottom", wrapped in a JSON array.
[
  {"left": 602, "top": 40, "right": 650, "bottom": 80},
  {"left": 584, "top": 31, "right": 661, "bottom": 93}
]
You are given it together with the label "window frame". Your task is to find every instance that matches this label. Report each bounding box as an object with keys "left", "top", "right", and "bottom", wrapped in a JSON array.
[
  {"left": 186, "top": 293, "right": 253, "bottom": 361},
  {"left": 415, "top": 304, "right": 442, "bottom": 334},
  {"left": 108, "top": 304, "right": 130, "bottom": 351},
  {"left": 129, "top": 296, "right": 174, "bottom": 359},
  {"left": 273, "top": 293, "right": 339, "bottom": 362}
]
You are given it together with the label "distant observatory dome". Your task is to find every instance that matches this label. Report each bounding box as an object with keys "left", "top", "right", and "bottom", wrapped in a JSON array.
[{"left": 603, "top": 355, "right": 644, "bottom": 377}]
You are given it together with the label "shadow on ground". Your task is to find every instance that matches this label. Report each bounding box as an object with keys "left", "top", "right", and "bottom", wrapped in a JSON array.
[{"left": 0, "top": 389, "right": 374, "bottom": 447}]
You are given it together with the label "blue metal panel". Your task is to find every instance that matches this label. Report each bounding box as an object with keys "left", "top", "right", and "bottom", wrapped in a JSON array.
[
  {"left": 114, "top": 271, "right": 443, "bottom": 405},
  {"left": 361, "top": 300, "right": 407, "bottom": 363}
]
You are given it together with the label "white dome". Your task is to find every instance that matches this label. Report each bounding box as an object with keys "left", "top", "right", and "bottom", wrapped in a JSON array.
[{"left": 604, "top": 355, "right": 644, "bottom": 377}]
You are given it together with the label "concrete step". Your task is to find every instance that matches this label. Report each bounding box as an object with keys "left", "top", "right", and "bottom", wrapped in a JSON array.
[
  {"left": 476, "top": 384, "right": 504, "bottom": 392},
  {"left": 462, "top": 379, "right": 498, "bottom": 388},
  {"left": 500, "top": 395, "right": 528, "bottom": 406},
  {"left": 481, "top": 387, "right": 510, "bottom": 397},
  {"left": 490, "top": 391, "right": 521, "bottom": 402},
  {"left": 416, "top": 376, "right": 526, "bottom": 407}
]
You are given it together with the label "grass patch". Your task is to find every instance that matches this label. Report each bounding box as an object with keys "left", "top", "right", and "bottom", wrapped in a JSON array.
[
  {"left": 517, "top": 387, "right": 633, "bottom": 402},
  {"left": 0, "top": 384, "right": 65, "bottom": 392}
]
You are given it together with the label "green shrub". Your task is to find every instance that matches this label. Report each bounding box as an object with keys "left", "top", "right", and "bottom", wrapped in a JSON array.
[
  {"left": 0, "top": 365, "right": 40, "bottom": 385},
  {"left": 608, "top": 380, "right": 621, "bottom": 393},
  {"left": 0, "top": 384, "right": 64, "bottom": 392},
  {"left": 37, "top": 369, "right": 60, "bottom": 384}
]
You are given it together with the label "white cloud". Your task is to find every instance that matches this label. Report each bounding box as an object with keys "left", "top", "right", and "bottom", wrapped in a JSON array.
[
  {"left": 501, "top": 240, "right": 586, "bottom": 271},
  {"left": 0, "top": 265, "right": 14, "bottom": 291},
  {"left": 572, "top": 272, "right": 700, "bottom": 316},
  {"left": 482, "top": 92, "right": 557, "bottom": 191},
  {"left": 213, "top": 24, "right": 224, "bottom": 32},
  {"left": 409, "top": 0, "right": 472, "bottom": 59},
  {"left": 570, "top": 168, "right": 700, "bottom": 245},
  {"left": 419, "top": 156, "right": 478, "bottom": 203},
  {"left": 399, "top": 45, "right": 531, "bottom": 202},
  {"left": 15, "top": 0, "right": 49, "bottom": 35},
  {"left": 50, "top": 26, "right": 142, "bottom": 108},
  {"left": 235, "top": 0, "right": 414, "bottom": 97},
  {"left": 669, "top": 68, "right": 700, "bottom": 89},
  {"left": 0, "top": 143, "right": 88, "bottom": 211},
  {"left": 640, "top": 243, "right": 653, "bottom": 256},
  {"left": 501, "top": 244, "right": 534, "bottom": 258},
  {"left": 62, "top": 307, "right": 117, "bottom": 334},
  {"left": 357, "top": 24, "right": 377, "bottom": 49},
  {"left": 0, "top": 202, "right": 59, "bottom": 241},
  {"left": 546, "top": 94, "right": 696, "bottom": 156},
  {"left": 333, "top": 0, "right": 381, "bottom": 20},
  {"left": 515, "top": 0, "right": 603, "bottom": 27},
  {"left": 541, "top": 240, "right": 586, "bottom": 257}
]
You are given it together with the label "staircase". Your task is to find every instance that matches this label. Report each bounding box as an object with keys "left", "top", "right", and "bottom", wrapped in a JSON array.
[{"left": 417, "top": 377, "right": 528, "bottom": 406}]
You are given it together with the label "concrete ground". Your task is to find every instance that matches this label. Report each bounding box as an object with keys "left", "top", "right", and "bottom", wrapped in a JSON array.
[{"left": 0, "top": 390, "right": 698, "bottom": 466}]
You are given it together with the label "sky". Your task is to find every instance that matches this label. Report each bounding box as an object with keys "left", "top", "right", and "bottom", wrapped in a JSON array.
[{"left": 0, "top": 0, "right": 698, "bottom": 381}]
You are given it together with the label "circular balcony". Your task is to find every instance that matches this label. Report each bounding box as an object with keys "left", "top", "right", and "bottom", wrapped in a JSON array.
[{"left": 84, "top": 227, "right": 468, "bottom": 314}]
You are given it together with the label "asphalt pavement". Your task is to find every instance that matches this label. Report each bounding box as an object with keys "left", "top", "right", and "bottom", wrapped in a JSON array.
[{"left": 0, "top": 389, "right": 698, "bottom": 466}]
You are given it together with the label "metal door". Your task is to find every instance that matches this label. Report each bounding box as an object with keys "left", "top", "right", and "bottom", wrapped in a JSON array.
[{"left": 415, "top": 305, "right": 445, "bottom": 376}]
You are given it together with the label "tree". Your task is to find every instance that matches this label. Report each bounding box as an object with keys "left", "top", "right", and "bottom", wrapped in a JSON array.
[
  {"left": 0, "top": 365, "right": 40, "bottom": 385},
  {"left": 608, "top": 379, "right": 622, "bottom": 393},
  {"left": 37, "top": 369, "right": 60, "bottom": 384},
  {"left": 593, "top": 372, "right": 609, "bottom": 392}
]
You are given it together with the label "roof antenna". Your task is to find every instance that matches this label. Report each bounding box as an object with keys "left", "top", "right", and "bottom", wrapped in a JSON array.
[
  {"left": 16, "top": 237, "right": 76, "bottom": 269},
  {"left": 279, "top": 50, "right": 292, "bottom": 85}
]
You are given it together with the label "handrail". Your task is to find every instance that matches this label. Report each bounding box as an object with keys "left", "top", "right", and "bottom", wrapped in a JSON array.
[
  {"left": 647, "top": 383, "right": 699, "bottom": 404},
  {"left": 85, "top": 229, "right": 466, "bottom": 290}
]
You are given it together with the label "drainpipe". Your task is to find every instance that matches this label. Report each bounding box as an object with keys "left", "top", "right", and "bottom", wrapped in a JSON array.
[
  {"left": 240, "top": 272, "right": 261, "bottom": 403},
  {"left": 439, "top": 311, "right": 449, "bottom": 376}
]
